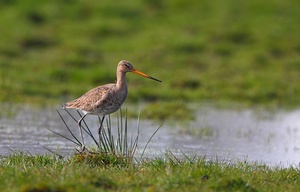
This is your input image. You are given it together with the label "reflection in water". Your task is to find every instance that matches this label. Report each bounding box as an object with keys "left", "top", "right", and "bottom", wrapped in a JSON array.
[{"left": 0, "top": 104, "right": 299, "bottom": 167}]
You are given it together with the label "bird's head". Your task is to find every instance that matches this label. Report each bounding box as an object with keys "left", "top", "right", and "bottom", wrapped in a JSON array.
[{"left": 117, "top": 60, "right": 161, "bottom": 82}]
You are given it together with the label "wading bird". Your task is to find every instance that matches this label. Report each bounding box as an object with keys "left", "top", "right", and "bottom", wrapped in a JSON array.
[{"left": 64, "top": 60, "right": 161, "bottom": 151}]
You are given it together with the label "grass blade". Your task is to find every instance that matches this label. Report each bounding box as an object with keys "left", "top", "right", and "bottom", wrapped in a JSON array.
[{"left": 140, "top": 123, "right": 163, "bottom": 160}]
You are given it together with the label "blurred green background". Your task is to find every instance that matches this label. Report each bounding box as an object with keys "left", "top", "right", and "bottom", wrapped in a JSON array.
[{"left": 0, "top": 0, "right": 299, "bottom": 118}]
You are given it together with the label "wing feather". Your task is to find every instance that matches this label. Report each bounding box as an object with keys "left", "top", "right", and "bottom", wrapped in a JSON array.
[{"left": 64, "top": 83, "right": 115, "bottom": 113}]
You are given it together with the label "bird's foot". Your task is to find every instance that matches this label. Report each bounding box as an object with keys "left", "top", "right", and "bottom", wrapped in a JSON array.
[{"left": 76, "top": 145, "right": 88, "bottom": 154}]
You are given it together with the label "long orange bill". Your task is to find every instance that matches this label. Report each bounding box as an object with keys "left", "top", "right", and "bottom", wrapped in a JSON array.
[{"left": 132, "top": 69, "right": 161, "bottom": 82}]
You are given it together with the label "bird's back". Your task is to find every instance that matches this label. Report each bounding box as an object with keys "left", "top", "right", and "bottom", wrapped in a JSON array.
[{"left": 64, "top": 82, "right": 128, "bottom": 115}]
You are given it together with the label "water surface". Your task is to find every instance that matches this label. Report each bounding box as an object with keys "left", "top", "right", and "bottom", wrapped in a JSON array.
[{"left": 0, "top": 104, "right": 299, "bottom": 167}]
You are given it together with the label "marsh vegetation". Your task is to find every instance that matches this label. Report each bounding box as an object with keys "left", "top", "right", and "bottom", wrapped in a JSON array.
[
  {"left": 0, "top": 0, "right": 299, "bottom": 115},
  {"left": 1, "top": 0, "right": 300, "bottom": 191}
]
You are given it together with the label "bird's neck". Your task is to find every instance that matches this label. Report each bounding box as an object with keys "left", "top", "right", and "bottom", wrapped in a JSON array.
[{"left": 116, "top": 71, "right": 127, "bottom": 89}]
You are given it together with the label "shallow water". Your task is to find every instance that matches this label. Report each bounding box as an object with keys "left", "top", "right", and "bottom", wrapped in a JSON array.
[{"left": 0, "top": 104, "right": 299, "bottom": 167}]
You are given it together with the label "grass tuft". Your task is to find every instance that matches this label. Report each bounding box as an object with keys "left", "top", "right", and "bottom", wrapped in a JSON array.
[
  {"left": 51, "top": 107, "right": 161, "bottom": 166},
  {"left": 72, "top": 151, "right": 129, "bottom": 167}
]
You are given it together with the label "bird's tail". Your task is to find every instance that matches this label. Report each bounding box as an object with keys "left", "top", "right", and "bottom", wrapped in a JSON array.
[{"left": 63, "top": 99, "right": 81, "bottom": 110}]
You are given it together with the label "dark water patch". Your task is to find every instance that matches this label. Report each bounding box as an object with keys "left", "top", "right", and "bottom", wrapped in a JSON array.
[
  {"left": 26, "top": 11, "right": 46, "bottom": 25},
  {"left": 19, "top": 36, "right": 55, "bottom": 49}
]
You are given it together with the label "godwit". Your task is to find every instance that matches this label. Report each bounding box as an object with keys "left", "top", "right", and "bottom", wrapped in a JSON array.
[{"left": 64, "top": 60, "right": 161, "bottom": 151}]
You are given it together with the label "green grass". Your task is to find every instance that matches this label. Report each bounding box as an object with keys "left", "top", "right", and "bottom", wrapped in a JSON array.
[
  {"left": 0, "top": 153, "right": 299, "bottom": 192},
  {"left": 0, "top": 0, "right": 300, "bottom": 117}
]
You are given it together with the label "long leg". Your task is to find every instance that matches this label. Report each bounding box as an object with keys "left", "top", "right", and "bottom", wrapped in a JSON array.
[
  {"left": 78, "top": 113, "right": 88, "bottom": 152},
  {"left": 98, "top": 116, "right": 105, "bottom": 150}
]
